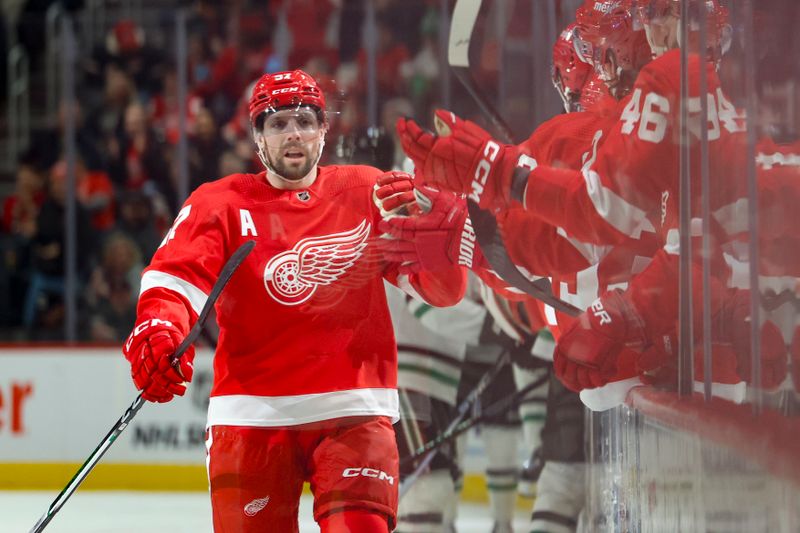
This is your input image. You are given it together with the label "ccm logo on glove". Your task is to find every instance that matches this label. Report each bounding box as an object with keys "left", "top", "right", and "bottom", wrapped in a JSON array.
[
  {"left": 470, "top": 141, "right": 501, "bottom": 204},
  {"left": 125, "top": 318, "right": 175, "bottom": 351}
]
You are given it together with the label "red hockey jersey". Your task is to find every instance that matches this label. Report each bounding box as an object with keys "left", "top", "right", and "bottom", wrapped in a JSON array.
[
  {"left": 136, "top": 166, "right": 465, "bottom": 427},
  {"left": 524, "top": 49, "right": 748, "bottom": 248}
]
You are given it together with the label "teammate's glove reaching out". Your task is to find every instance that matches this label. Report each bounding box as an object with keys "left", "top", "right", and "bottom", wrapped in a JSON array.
[
  {"left": 373, "top": 171, "right": 423, "bottom": 217},
  {"left": 376, "top": 186, "right": 483, "bottom": 274},
  {"left": 123, "top": 319, "right": 195, "bottom": 403},
  {"left": 396, "top": 110, "right": 525, "bottom": 212}
]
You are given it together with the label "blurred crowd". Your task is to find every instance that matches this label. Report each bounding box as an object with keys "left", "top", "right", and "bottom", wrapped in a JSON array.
[{"left": 0, "top": 0, "right": 450, "bottom": 341}]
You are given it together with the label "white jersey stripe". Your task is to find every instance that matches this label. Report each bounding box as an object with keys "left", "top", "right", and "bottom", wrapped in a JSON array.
[
  {"left": 207, "top": 388, "right": 399, "bottom": 427},
  {"left": 140, "top": 270, "right": 209, "bottom": 316},
  {"left": 582, "top": 168, "right": 650, "bottom": 239}
]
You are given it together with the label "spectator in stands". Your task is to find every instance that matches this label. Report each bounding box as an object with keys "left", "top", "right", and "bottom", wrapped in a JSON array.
[
  {"left": 92, "top": 64, "right": 135, "bottom": 162},
  {"left": 51, "top": 160, "right": 115, "bottom": 235},
  {"left": 28, "top": 100, "right": 106, "bottom": 172},
  {"left": 113, "top": 191, "right": 162, "bottom": 264},
  {"left": 23, "top": 164, "right": 93, "bottom": 333},
  {"left": 109, "top": 102, "right": 175, "bottom": 213},
  {"left": 83, "top": 232, "right": 142, "bottom": 342},
  {"left": 194, "top": 7, "right": 272, "bottom": 121},
  {"left": 0, "top": 158, "right": 46, "bottom": 328},
  {"left": 83, "top": 19, "right": 165, "bottom": 98},
  {"left": 188, "top": 106, "right": 230, "bottom": 190},
  {"left": 149, "top": 69, "right": 203, "bottom": 146},
  {"left": 2, "top": 159, "right": 45, "bottom": 236}
]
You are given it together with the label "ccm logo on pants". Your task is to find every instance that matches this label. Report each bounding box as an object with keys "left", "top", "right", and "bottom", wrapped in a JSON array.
[{"left": 342, "top": 467, "right": 395, "bottom": 485}]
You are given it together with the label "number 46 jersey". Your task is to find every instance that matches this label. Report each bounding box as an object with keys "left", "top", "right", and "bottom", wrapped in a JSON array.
[
  {"left": 136, "top": 166, "right": 465, "bottom": 429},
  {"left": 523, "top": 48, "right": 748, "bottom": 249}
]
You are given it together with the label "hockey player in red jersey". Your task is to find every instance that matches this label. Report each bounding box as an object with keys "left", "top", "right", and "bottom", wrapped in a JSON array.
[
  {"left": 122, "top": 69, "right": 466, "bottom": 533},
  {"left": 380, "top": 15, "right": 653, "bottom": 531},
  {"left": 394, "top": 0, "right": 775, "bottom": 395}
]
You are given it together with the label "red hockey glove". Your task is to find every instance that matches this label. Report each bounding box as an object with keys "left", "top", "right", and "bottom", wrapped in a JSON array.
[
  {"left": 396, "top": 109, "right": 522, "bottom": 212},
  {"left": 717, "top": 289, "right": 787, "bottom": 389},
  {"left": 553, "top": 290, "right": 648, "bottom": 392},
  {"left": 376, "top": 186, "right": 482, "bottom": 274},
  {"left": 373, "top": 171, "right": 422, "bottom": 217},
  {"left": 123, "top": 318, "right": 195, "bottom": 403}
]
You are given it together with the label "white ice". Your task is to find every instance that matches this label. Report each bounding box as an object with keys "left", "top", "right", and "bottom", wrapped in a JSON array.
[{"left": 1, "top": 491, "right": 532, "bottom": 532}]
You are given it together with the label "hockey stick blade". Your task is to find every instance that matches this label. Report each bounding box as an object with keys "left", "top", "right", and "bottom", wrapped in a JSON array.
[
  {"left": 448, "top": 0, "right": 514, "bottom": 143},
  {"left": 29, "top": 240, "right": 256, "bottom": 533},
  {"left": 468, "top": 201, "right": 580, "bottom": 317}
]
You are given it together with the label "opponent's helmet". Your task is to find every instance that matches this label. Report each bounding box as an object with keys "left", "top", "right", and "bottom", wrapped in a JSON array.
[
  {"left": 634, "top": 0, "right": 730, "bottom": 61},
  {"left": 574, "top": 0, "right": 651, "bottom": 97},
  {"left": 552, "top": 24, "right": 594, "bottom": 112},
  {"left": 248, "top": 70, "right": 326, "bottom": 129}
]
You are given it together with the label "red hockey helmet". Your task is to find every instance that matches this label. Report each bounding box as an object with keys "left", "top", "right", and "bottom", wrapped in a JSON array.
[
  {"left": 248, "top": 70, "right": 327, "bottom": 129},
  {"left": 575, "top": 0, "right": 652, "bottom": 74},
  {"left": 552, "top": 24, "right": 594, "bottom": 112},
  {"left": 634, "top": 0, "right": 730, "bottom": 61}
]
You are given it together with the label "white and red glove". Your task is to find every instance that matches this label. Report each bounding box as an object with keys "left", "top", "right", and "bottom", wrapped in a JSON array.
[
  {"left": 553, "top": 290, "right": 648, "bottom": 392},
  {"left": 376, "top": 186, "right": 483, "bottom": 274},
  {"left": 123, "top": 318, "right": 195, "bottom": 403},
  {"left": 373, "top": 171, "right": 423, "bottom": 217},
  {"left": 396, "top": 109, "right": 524, "bottom": 212}
]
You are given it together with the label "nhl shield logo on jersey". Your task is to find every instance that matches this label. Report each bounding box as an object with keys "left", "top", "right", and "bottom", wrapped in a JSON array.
[{"left": 263, "top": 220, "right": 371, "bottom": 305}]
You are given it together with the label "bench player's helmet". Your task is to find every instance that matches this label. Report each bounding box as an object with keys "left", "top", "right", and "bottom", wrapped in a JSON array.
[
  {"left": 574, "top": 0, "right": 652, "bottom": 98},
  {"left": 248, "top": 70, "right": 328, "bottom": 175},
  {"left": 552, "top": 23, "right": 594, "bottom": 112},
  {"left": 634, "top": 0, "right": 730, "bottom": 63}
]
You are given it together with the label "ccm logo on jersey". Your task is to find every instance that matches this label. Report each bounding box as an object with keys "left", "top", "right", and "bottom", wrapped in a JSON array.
[
  {"left": 342, "top": 467, "right": 395, "bottom": 485},
  {"left": 125, "top": 318, "right": 175, "bottom": 351},
  {"left": 590, "top": 299, "right": 612, "bottom": 325},
  {"left": 469, "top": 141, "right": 500, "bottom": 204}
]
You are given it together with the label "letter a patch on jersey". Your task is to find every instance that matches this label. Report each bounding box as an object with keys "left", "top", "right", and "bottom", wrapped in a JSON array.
[{"left": 263, "top": 220, "right": 371, "bottom": 305}]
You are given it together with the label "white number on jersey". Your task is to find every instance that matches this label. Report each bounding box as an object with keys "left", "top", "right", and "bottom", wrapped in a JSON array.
[
  {"left": 621, "top": 87, "right": 744, "bottom": 144},
  {"left": 159, "top": 205, "right": 192, "bottom": 248}
]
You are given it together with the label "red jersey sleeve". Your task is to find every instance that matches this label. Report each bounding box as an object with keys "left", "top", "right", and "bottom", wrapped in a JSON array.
[
  {"left": 137, "top": 183, "right": 232, "bottom": 336},
  {"left": 523, "top": 51, "right": 713, "bottom": 246}
]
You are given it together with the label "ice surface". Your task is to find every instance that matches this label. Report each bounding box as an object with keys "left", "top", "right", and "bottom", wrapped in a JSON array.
[{"left": 0, "top": 491, "right": 531, "bottom": 532}]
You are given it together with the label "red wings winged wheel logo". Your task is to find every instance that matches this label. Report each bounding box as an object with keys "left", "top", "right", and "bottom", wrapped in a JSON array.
[{"left": 263, "top": 220, "right": 371, "bottom": 305}]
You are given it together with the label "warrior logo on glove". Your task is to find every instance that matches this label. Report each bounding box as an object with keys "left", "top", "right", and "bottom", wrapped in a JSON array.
[{"left": 263, "top": 220, "right": 371, "bottom": 305}]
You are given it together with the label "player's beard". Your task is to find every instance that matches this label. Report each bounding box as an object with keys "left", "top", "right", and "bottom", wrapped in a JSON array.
[{"left": 268, "top": 140, "right": 317, "bottom": 180}]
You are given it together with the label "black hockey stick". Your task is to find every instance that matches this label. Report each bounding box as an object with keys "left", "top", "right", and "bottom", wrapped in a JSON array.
[
  {"left": 401, "top": 371, "right": 551, "bottom": 467},
  {"left": 399, "top": 348, "right": 511, "bottom": 499},
  {"left": 448, "top": 0, "right": 580, "bottom": 318},
  {"left": 29, "top": 240, "right": 256, "bottom": 533}
]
